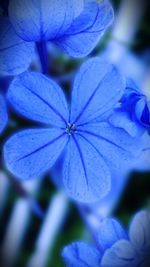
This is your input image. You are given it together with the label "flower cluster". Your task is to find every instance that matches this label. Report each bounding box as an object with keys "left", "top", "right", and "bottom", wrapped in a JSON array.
[
  {"left": 63, "top": 210, "right": 150, "bottom": 267},
  {"left": 0, "top": 1, "right": 150, "bottom": 266}
]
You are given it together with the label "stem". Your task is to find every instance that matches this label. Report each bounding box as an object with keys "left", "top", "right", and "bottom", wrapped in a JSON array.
[{"left": 36, "top": 42, "right": 49, "bottom": 75}]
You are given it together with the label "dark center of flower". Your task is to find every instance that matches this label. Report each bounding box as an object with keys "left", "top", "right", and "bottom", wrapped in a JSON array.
[{"left": 66, "top": 123, "right": 77, "bottom": 135}]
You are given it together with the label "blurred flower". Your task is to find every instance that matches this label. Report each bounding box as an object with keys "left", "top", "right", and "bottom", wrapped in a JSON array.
[
  {"left": 101, "top": 41, "right": 148, "bottom": 86},
  {"left": 63, "top": 242, "right": 102, "bottom": 267},
  {"left": 109, "top": 79, "right": 150, "bottom": 137},
  {"left": 121, "top": 80, "right": 150, "bottom": 129},
  {"left": 101, "top": 210, "right": 150, "bottom": 267},
  {"left": 9, "top": 0, "right": 113, "bottom": 56},
  {"left": 3, "top": 58, "right": 142, "bottom": 203},
  {"left": 0, "top": 0, "right": 113, "bottom": 76},
  {"left": 0, "top": 93, "right": 8, "bottom": 134},
  {"left": 62, "top": 210, "right": 150, "bottom": 267}
]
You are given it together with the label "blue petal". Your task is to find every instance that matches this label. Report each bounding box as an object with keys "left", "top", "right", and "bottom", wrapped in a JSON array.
[
  {"left": 0, "top": 94, "right": 8, "bottom": 134},
  {"left": 62, "top": 242, "right": 101, "bottom": 267},
  {"left": 98, "top": 218, "right": 128, "bottom": 251},
  {"left": 121, "top": 79, "right": 142, "bottom": 114},
  {"left": 63, "top": 134, "right": 111, "bottom": 203},
  {"left": 9, "top": 0, "right": 84, "bottom": 42},
  {"left": 124, "top": 78, "right": 141, "bottom": 96},
  {"left": 79, "top": 122, "right": 141, "bottom": 171},
  {"left": 55, "top": 0, "right": 114, "bottom": 57},
  {"left": 70, "top": 58, "right": 125, "bottom": 125},
  {"left": 4, "top": 128, "right": 67, "bottom": 179},
  {"left": 0, "top": 17, "right": 34, "bottom": 76},
  {"left": 101, "top": 240, "right": 138, "bottom": 267},
  {"left": 7, "top": 71, "right": 69, "bottom": 127},
  {"left": 129, "top": 210, "right": 150, "bottom": 253},
  {"left": 109, "top": 111, "right": 145, "bottom": 137},
  {"left": 135, "top": 98, "right": 150, "bottom": 128}
]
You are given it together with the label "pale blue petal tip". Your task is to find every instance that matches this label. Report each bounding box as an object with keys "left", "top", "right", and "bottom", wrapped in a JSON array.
[{"left": 0, "top": 17, "right": 34, "bottom": 76}]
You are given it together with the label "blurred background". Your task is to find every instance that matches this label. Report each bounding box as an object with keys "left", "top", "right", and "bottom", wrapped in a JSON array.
[{"left": 0, "top": 0, "right": 150, "bottom": 266}]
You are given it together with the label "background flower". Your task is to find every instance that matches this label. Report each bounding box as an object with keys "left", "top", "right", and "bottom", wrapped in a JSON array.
[
  {"left": 101, "top": 210, "right": 150, "bottom": 267},
  {"left": 62, "top": 210, "right": 150, "bottom": 267},
  {"left": 9, "top": 0, "right": 113, "bottom": 56},
  {"left": 0, "top": 0, "right": 113, "bottom": 76},
  {"left": 109, "top": 79, "right": 150, "bottom": 137}
]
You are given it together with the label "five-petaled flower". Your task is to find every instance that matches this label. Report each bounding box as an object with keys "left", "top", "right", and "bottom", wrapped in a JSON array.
[
  {"left": 0, "top": 0, "right": 113, "bottom": 76},
  {"left": 4, "top": 58, "right": 142, "bottom": 202},
  {"left": 62, "top": 210, "right": 150, "bottom": 267}
]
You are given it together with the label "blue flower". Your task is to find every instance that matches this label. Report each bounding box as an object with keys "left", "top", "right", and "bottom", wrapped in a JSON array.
[
  {"left": 0, "top": 93, "right": 8, "bottom": 134},
  {"left": 63, "top": 242, "right": 102, "bottom": 267},
  {"left": 4, "top": 58, "right": 142, "bottom": 202},
  {"left": 109, "top": 79, "right": 150, "bottom": 137},
  {"left": 62, "top": 210, "right": 150, "bottom": 267},
  {"left": 101, "top": 210, "right": 150, "bottom": 267},
  {"left": 0, "top": 0, "right": 113, "bottom": 75},
  {"left": 62, "top": 218, "right": 127, "bottom": 267}
]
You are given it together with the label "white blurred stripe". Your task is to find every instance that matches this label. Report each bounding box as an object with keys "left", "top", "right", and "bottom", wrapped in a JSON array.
[
  {"left": 1, "top": 179, "right": 41, "bottom": 267},
  {"left": 27, "top": 191, "right": 68, "bottom": 267},
  {"left": 112, "top": 0, "right": 146, "bottom": 44},
  {"left": 0, "top": 172, "right": 10, "bottom": 218},
  {"left": 107, "top": 0, "right": 146, "bottom": 62},
  {"left": 104, "top": 0, "right": 147, "bottom": 85}
]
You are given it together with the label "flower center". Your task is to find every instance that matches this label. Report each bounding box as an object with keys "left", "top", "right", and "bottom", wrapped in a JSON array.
[{"left": 66, "top": 123, "right": 77, "bottom": 135}]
